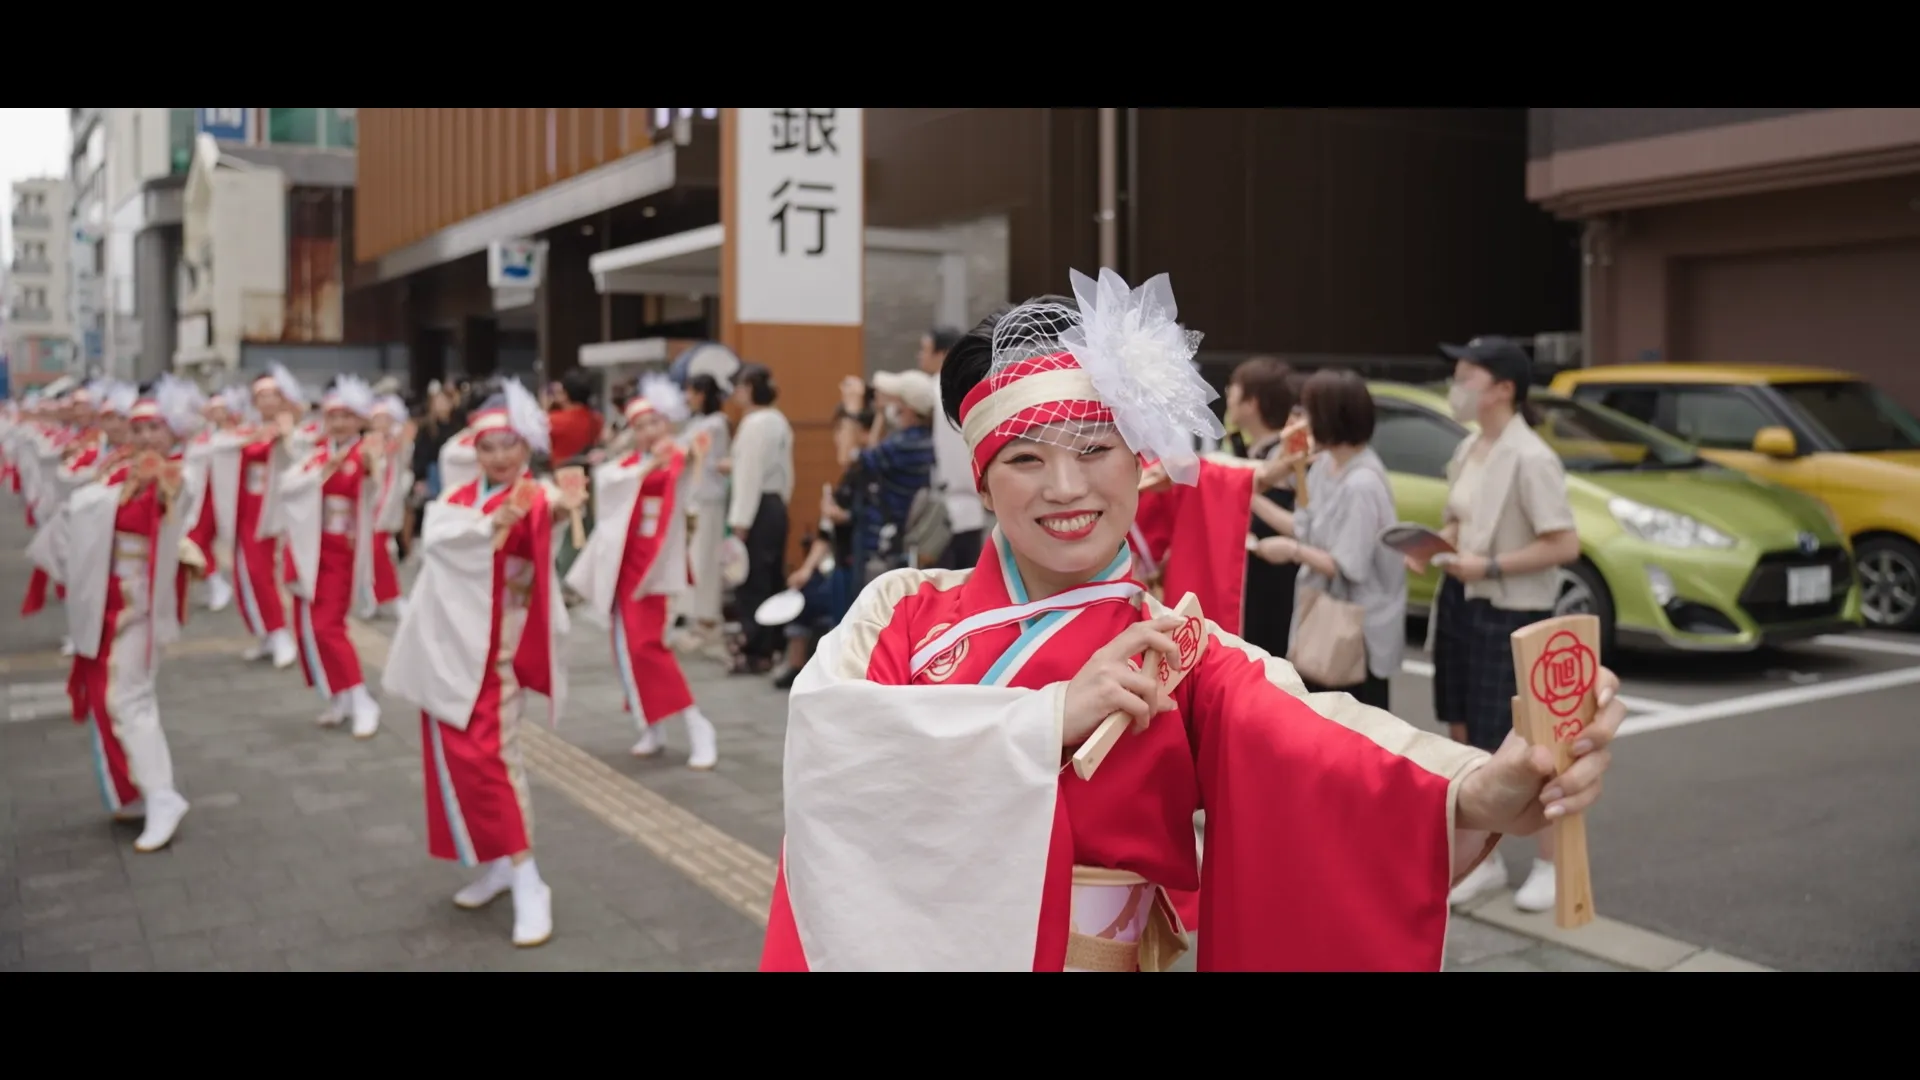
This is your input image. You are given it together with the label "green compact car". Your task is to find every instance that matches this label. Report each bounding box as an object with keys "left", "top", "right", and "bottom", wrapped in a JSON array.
[{"left": 1365, "top": 382, "right": 1862, "bottom": 654}]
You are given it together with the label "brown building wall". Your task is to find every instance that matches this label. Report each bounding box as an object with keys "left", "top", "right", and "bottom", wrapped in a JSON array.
[
  {"left": 1529, "top": 109, "right": 1826, "bottom": 159},
  {"left": 1588, "top": 174, "right": 1920, "bottom": 408},
  {"left": 865, "top": 108, "right": 1575, "bottom": 360},
  {"left": 354, "top": 108, "right": 655, "bottom": 263}
]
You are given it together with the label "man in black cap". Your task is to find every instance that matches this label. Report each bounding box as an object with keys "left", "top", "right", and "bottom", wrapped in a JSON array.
[
  {"left": 1438, "top": 336, "right": 1534, "bottom": 423},
  {"left": 1421, "top": 333, "right": 1582, "bottom": 915}
]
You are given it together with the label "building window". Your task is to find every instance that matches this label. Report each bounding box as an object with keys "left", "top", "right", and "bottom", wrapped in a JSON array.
[
  {"left": 169, "top": 108, "right": 195, "bottom": 173},
  {"left": 324, "top": 108, "right": 356, "bottom": 148},
  {"left": 269, "top": 108, "right": 322, "bottom": 146}
]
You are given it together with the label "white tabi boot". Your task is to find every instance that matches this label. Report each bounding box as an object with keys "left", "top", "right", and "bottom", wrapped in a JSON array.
[
  {"left": 681, "top": 706, "right": 718, "bottom": 771},
  {"left": 206, "top": 573, "right": 233, "bottom": 612},
  {"left": 269, "top": 629, "right": 298, "bottom": 669},
  {"left": 453, "top": 856, "right": 515, "bottom": 909},
  {"left": 134, "top": 789, "right": 190, "bottom": 853},
  {"left": 348, "top": 684, "right": 381, "bottom": 739},
  {"left": 510, "top": 858, "right": 553, "bottom": 948},
  {"left": 60, "top": 635, "right": 75, "bottom": 657},
  {"left": 383, "top": 596, "right": 410, "bottom": 623},
  {"left": 241, "top": 636, "right": 272, "bottom": 661},
  {"left": 317, "top": 692, "right": 349, "bottom": 728},
  {"left": 630, "top": 721, "right": 663, "bottom": 758}
]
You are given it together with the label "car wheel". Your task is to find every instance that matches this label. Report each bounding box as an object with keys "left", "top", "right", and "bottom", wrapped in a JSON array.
[
  {"left": 1554, "top": 560, "right": 1616, "bottom": 660},
  {"left": 1855, "top": 535, "right": 1920, "bottom": 632}
]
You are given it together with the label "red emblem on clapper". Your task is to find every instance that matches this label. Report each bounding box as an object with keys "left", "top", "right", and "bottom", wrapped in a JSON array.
[{"left": 1529, "top": 630, "right": 1597, "bottom": 739}]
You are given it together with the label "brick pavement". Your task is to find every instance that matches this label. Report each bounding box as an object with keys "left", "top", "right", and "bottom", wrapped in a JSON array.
[{"left": 1, "top": 508, "right": 1634, "bottom": 972}]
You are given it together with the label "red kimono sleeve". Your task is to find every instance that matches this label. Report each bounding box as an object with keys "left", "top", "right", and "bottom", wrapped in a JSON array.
[
  {"left": 1187, "top": 629, "right": 1483, "bottom": 971},
  {"left": 1138, "top": 460, "right": 1255, "bottom": 637}
]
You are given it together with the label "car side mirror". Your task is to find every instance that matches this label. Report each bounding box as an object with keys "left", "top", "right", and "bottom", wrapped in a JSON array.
[{"left": 1752, "top": 426, "right": 1797, "bottom": 458}]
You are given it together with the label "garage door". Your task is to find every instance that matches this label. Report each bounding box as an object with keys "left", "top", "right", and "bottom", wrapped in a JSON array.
[{"left": 1671, "top": 238, "right": 1920, "bottom": 410}]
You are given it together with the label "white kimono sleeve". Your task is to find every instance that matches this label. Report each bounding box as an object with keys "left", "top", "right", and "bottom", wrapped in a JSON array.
[
  {"left": 782, "top": 568, "right": 1067, "bottom": 972},
  {"left": 380, "top": 499, "right": 497, "bottom": 729}
]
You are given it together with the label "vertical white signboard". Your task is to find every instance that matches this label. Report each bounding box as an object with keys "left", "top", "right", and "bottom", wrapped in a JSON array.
[{"left": 733, "top": 108, "right": 864, "bottom": 326}]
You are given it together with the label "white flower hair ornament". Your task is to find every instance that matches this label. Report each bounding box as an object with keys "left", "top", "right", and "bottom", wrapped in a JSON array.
[
  {"left": 105, "top": 382, "right": 140, "bottom": 418},
  {"left": 154, "top": 374, "right": 207, "bottom": 437},
  {"left": 1058, "top": 268, "right": 1223, "bottom": 487},
  {"left": 267, "top": 361, "right": 309, "bottom": 409},
  {"left": 501, "top": 378, "right": 552, "bottom": 456},
  {"left": 378, "top": 394, "right": 408, "bottom": 423},
  {"left": 323, "top": 373, "right": 376, "bottom": 418},
  {"left": 640, "top": 372, "right": 690, "bottom": 425}
]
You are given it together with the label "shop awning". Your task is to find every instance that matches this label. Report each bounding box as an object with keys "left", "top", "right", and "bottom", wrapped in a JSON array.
[{"left": 590, "top": 224, "right": 722, "bottom": 297}]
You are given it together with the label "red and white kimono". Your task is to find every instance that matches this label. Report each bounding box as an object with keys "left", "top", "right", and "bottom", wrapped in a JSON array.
[
  {"left": 233, "top": 426, "right": 303, "bottom": 643},
  {"left": 565, "top": 440, "right": 695, "bottom": 726},
  {"left": 184, "top": 421, "right": 245, "bottom": 602},
  {"left": 22, "top": 435, "right": 109, "bottom": 619},
  {"left": 49, "top": 454, "right": 194, "bottom": 847},
  {"left": 382, "top": 472, "right": 568, "bottom": 866},
  {"left": 1130, "top": 457, "right": 1260, "bottom": 636},
  {"left": 762, "top": 347, "right": 1499, "bottom": 972},
  {"left": 366, "top": 426, "right": 413, "bottom": 613},
  {"left": 278, "top": 436, "right": 378, "bottom": 703}
]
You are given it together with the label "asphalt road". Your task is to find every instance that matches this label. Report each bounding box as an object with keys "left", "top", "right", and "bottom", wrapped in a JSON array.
[{"left": 1389, "top": 625, "right": 1920, "bottom": 973}]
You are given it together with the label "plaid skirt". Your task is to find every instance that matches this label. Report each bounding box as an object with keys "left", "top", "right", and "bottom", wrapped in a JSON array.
[{"left": 1431, "top": 577, "right": 1552, "bottom": 752}]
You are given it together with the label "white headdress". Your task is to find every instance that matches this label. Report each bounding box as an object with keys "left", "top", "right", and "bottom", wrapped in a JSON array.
[
  {"left": 104, "top": 382, "right": 139, "bottom": 418},
  {"left": 322, "top": 373, "right": 376, "bottom": 418},
  {"left": 377, "top": 394, "right": 408, "bottom": 422},
  {"left": 628, "top": 372, "right": 689, "bottom": 425},
  {"left": 260, "top": 361, "right": 309, "bottom": 408},
  {"left": 154, "top": 373, "right": 208, "bottom": 437},
  {"left": 219, "top": 385, "right": 253, "bottom": 420},
  {"left": 501, "top": 378, "right": 551, "bottom": 455},
  {"left": 963, "top": 269, "right": 1223, "bottom": 487}
]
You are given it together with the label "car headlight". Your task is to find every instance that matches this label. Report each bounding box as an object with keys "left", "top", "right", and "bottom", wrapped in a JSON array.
[{"left": 1607, "top": 496, "right": 1736, "bottom": 549}]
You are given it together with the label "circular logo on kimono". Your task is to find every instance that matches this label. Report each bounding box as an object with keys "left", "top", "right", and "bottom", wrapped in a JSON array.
[
  {"left": 1528, "top": 630, "right": 1597, "bottom": 718},
  {"left": 342, "top": 459, "right": 358, "bottom": 477},
  {"left": 1172, "top": 616, "right": 1204, "bottom": 672},
  {"left": 916, "top": 622, "right": 968, "bottom": 683}
]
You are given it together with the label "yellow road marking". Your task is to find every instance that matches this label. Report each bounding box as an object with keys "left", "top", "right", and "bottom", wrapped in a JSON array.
[{"left": 347, "top": 619, "right": 776, "bottom": 927}]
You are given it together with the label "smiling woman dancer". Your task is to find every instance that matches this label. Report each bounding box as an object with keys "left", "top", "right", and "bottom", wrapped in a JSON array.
[{"left": 760, "top": 270, "right": 1629, "bottom": 972}]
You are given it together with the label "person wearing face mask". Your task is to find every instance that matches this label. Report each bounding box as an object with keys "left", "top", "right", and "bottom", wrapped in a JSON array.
[
  {"left": 851, "top": 369, "right": 938, "bottom": 584},
  {"left": 1410, "top": 336, "right": 1581, "bottom": 916}
]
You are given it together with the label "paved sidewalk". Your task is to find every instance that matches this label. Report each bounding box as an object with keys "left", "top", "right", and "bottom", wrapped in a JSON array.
[{"left": 2, "top": 507, "right": 1760, "bottom": 972}]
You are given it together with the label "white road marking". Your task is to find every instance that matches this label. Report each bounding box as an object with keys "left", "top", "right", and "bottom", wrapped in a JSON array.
[
  {"left": 1805, "top": 633, "right": 1920, "bottom": 660},
  {"left": 4, "top": 680, "right": 71, "bottom": 723},
  {"left": 1617, "top": 664, "right": 1920, "bottom": 737},
  {"left": 1396, "top": 658, "right": 1677, "bottom": 714}
]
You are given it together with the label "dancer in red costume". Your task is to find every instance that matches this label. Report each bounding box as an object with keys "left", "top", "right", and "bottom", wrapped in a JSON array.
[
  {"left": 51, "top": 385, "right": 208, "bottom": 852},
  {"left": 565, "top": 375, "right": 719, "bottom": 768},
  {"left": 279, "top": 374, "right": 383, "bottom": 738},
  {"left": 383, "top": 380, "right": 572, "bottom": 948},
  {"left": 232, "top": 364, "right": 310, "bottom": 669},
  {"left": 760, "top": 272, "right": 1631, "bottom": 972},
  {"left": 362, "top": 393, "right": 413, "bottom": 620}
]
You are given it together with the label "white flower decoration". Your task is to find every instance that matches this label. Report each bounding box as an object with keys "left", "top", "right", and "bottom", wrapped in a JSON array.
[{"left": 1058, "top": 268, "right": 1223, "bottom": 486}]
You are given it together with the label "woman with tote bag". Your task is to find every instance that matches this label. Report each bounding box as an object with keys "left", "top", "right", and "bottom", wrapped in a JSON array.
[{"left": 1249, "top": 369, "right": 1403, "bottom": 711}]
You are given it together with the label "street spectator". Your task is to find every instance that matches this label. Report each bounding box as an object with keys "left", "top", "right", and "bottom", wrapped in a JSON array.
[
  {"left": 1226, "top": 356, "right": 1304, "bottom": 658},
  {"left": 1249, "top": 368, "right": 1404, "bottom": 710},
  {"left": 676, "top": 373, "right": 733, "bottom": 651},
  {"left": 1417, "top": 336, "right": 1580, "bottom": 914},
  {"left": 915, "top": 326, "right": 985, "bottom": 570},
  {"left": 546, "top": 371, "right": 602, "bottom": 466},
  {"left": 724, "top": 363, "right": 794, "bottom": 675},
  {"left": 848, "top": 368, "right": 938, "bottom": 584}
]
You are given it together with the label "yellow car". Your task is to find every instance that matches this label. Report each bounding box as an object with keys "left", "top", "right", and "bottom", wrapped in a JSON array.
[{"left": 1549, "top": 364, "right": 1920, "bottom": 631}]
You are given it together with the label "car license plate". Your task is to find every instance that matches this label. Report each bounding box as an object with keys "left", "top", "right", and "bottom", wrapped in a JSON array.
[{"left": 1787, "top": 565, "right": 1831, "bottom": 606}]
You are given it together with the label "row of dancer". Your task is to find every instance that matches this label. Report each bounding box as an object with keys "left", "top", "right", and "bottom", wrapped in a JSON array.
[{"left": 1, "top": 369, "right": 721, "bottom": 949}]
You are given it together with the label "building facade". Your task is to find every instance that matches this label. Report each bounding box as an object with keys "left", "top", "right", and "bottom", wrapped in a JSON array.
[
  {"left": 1527, "top": 108, "right": 1920, "bottom": 407},
  {"left": 94, "top": 108, "right": 360, "bottom": 383},
  {"left": 69, "top": 108, "right": 108, "bottom": 376},
  {"left": 7, "top": 177, "right": 75, "bottom": 389}
]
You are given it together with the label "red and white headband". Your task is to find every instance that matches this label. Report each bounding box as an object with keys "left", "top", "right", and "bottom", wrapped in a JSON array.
[{"left": 957, "top": 352, "right": 1113, "bottom": 488}]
